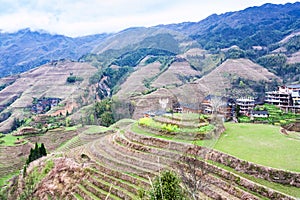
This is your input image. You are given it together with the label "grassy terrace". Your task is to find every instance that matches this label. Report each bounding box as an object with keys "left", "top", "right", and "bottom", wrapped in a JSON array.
[
  {"left": 215, "top": 123, "right": 300, "bottom": 172},
  {"left": 131, "top": 123, "right": 206, "bottom": 146},
  {"left": 134, "top": 119, "right": 300, "bottom": 172},
  {"left": 83, "top": 125, "right": 112, "bottom": 134},
  {"left": 0, "top": 134, "right": 25, "bottom": 146},
  {"left": 0, "top": 171, "right": 19, "bottom": 187},
  {"left": 211, "top": 160, "right": 300, "bottom": 198},
  {"left": 130, "top": 122, "right": 300, "bottom": 197}
]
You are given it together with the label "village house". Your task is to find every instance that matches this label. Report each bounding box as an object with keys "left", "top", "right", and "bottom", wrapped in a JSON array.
[
  {"left": 250, "top": 110, "right": 269, "bottom": 118},
  {"left": 265, "top": 84, "right": 300, "bottom": 113},
  {"left": 236, "top": 97, "right": 255, "bottom": 116},
  {"left": 31, "top": 97, "right": 61, "bottom": 114},
  {"left": 201, "top": 95, "right": 236, "bottom": 120},
  {"left": 265, "top": 86, "right": 292, "bottom": 107}
]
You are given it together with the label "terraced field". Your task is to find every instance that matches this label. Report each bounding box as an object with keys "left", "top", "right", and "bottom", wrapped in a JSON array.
[
  {"left": 0, "top": 143, "right": 32, "bottom": 185},
  {"left": 4, "top": 115, "right": 300, "bottom": 199}
]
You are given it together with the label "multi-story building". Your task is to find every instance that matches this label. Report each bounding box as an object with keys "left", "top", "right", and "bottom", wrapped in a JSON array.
[
  {"left": 201, "top": 95, "right": 236, "bottom": 119},
  {"left": 287, "top": 84, "right": 300, "bottom": 106},
  {"left": 265, "top": 86, "right": 292, "bottom": 106},
  {"left": 236, "top": 97, "right": 255, "bottom": 115},
  {"left": 265, "top": 84, "right": 300, "bottom": 113}
]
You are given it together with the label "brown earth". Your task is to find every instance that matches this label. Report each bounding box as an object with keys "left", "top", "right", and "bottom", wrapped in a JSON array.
[
  {"left": 0, "top": 60, "right": 98, "bottom": 133},
  {"left": 195, "top": 58, "right": 281, "bottom": 97},
  {"left": 115, "top": 61, "right": 161, "bottom": 98},
  {"left": 151, "top": 60, "right": 200, "bottom": 88}
]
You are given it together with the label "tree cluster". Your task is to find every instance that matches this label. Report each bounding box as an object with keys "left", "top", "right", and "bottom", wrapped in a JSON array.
[
  {"left": 26, "top": 143, "right": 47, "bottom": 165},
  {"left": 94, "top": 99, "right": 115, "bottom": 127},
  {"left": 66, "top": 75, "right": 83, "bottom": 83}
]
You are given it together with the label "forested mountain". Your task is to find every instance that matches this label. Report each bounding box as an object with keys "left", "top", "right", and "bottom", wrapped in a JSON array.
[
  {"left": 0, "top": 28, "right": 109, "bottom": 77},
  {"left": 0, "top": 2, "right": 300, "bottom": 132},
  {"left": 1, "top": 2, "right": 300, "bottom": 199},
  {"left": 160, "top": 2, "right": 300, "bottom": 50}
]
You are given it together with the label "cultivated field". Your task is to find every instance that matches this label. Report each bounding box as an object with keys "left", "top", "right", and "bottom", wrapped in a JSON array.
[
  {"left": 115, "top": 61, "right": 161, "bottom": 98},
  {"left": 196, "top": 58, "right": 281, "bottom": 96},
  {"left": 215, "top": 123, "right": 300, "bottom": 172},
  {"left": 0, "top": 61, "right": 98, "bottom": 133},
  {"left": 3, "top": 114, "right": 300, "bottom": 199},
  {"left": 151, "top": 61, "right": 200, "bottom": 88}
]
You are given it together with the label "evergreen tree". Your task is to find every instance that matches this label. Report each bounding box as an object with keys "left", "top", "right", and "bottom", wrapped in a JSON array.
[
  {"left": 39, "top": 143, "right": 47, "bottom": 156},
  {"left": 33, "top": 143, "right": 40, "bottom": 160},
  {"left": 149, "top": 170, "right": 186, "bottom": 200},
  {"left": 25, "top": 143, "right": 47, "bottom": 165}
]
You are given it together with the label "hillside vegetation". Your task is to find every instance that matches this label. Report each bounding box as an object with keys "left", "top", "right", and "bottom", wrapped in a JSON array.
[
  {"left": 2, "top": 115, "right": 300, "bottom": 199},
  {"left": 1, "top": 2, "right": 300, "bottom": 199},
  {"left": 0, "top": 61, "right": 98, "bottom": 133}
]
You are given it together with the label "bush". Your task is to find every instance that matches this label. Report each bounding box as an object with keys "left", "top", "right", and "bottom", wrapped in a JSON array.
[
  {"left": 198, "top": 124, "right": 214, "bottom": 133},
  {"left": 149, "top": 170, "right": 186, "bottom": 200},
  {"left": 161, "top": 123, "right": 179, "bottom": 133},
  {"left": 66, "top": 76, "right": 83, "bottom": 83},
  {"left": 138, "top": 117, "right": 152, "bottom": 126}
]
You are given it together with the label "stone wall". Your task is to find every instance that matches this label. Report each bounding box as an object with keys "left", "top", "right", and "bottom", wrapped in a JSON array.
[{"left": 126, "top": 129, "right": 300, "bottom": 187}]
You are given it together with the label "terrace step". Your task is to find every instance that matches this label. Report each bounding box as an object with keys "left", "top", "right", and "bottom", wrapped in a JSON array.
[
  {"left": 208, "top": 184, "right": 241, "bottom": 200},
  {"left": 56, "top": 132, "right": 105, "bottom": 152},
  {"left": 94, "top": 134, "right": 164, "bottom": 172},
  {"left": 87, "top": 167, "right": 140, "bottom": 196},
  {"left": 90, "top": 160, "right": 150, "bottom": 188},
  {"left": 206, "top": 174, "right": 260, "bottom": 200},
  {"left": 154, "top": 115, "right": 209, "bottom": 128},
  {"left": 113, "top": 133, "right": 176, "bottom": 166},
  {"left": 82, "top": 179, "right": 122, "bottom": 200},
  {"left": 125, "top": 126, "right": 297, "bottom": 199},
  {"left": 85, "top": 138, "right": 156, "bottom": 180},
  {"left": 115, "top": 131, "right": 181, "bottom": 160},
  {"left": 73, "top": 193, "right": 84, "bottom": 200},
  {"left": 77, "top": 184, "right": 103, "bottom": 200},
  {"left": 88, "top": 175, "right": 136, "bottom": 200}
]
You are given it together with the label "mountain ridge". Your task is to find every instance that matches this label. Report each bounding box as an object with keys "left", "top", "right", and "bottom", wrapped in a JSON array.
[{"left": 1, "top": 2, "right": 299, "bottom": 78}]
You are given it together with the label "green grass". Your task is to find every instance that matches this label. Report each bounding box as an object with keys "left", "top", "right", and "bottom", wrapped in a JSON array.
[
  {"left": 209, "top": 160, "right": 300, "bottom": 198},
  {"left": 138, "top": 117, "right": 212, "bottom": 134},
  {"left": 0, "top": 171, "right": 19, "bottom": 187},
  {"left": 56, "top": 135, "right": 80, "bottom": 151},
  {"left": 172, "top": 113, "right": 203, "bottom": 120},
  {"left": 0, "top": 134, "right": 24, "bottom": 146},
  {"left": 215, "top": 123, "right": 300, "bottom": 172},
  {"left": 110, "top": 118, "right": 136, "bottom": 129},
  {"left": 65, "top": 126, "right": 79, "bottom": 131},
  {"left": 84, "top": 125, "right": 111, "bottom": 134},
  {"left": 73, "top": 193, "right": 84, "bottom": 200}
]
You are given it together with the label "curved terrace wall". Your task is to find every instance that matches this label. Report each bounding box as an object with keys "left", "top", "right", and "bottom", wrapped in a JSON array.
[{"left": 125, "top": 128, "right": 300, "bottom": 187}]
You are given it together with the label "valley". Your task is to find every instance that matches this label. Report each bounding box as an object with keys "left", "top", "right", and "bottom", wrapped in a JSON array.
[{"left": 0, "top": 2, "right": 300, "bottom": 199}]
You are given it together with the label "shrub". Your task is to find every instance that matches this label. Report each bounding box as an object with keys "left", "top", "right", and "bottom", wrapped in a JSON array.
[
  {"left": 149, "top": 170, "right": 186, "bottom": 200},
  {"left": 138, "top": 117, "right": 152, "bottom": 126},
  {"left": 66, "top": 76, "right": 83, "bottom": 83},
  {"left": 161, "top": 123, "right": 179, "bottom": 133},
  {"left": 198, "top": 124, "right": 214, "bottom": 133}
]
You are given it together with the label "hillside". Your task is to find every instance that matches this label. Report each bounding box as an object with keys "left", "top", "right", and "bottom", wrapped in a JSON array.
[
  {"left": 2, "top": 116, "right": 300, "bottom": 199},
  {"left": 1, "top": 2, "right": 300, "bottom": 199},
  {"left": 196, "top": 58, "right": 281, "bottom": 98},
  {"left": 0, "top": 29, "right": 108, "bottom": 78},
  {"left": 160, "top": 2, "right": 300, "bottom": 50},
  {"left": 0, "top": 60, "right": 98, "bottom": 133},
  {"left": 0, "top": 2, "right": 298, "bottom": 131},
  {"left": 92, "top": 26, "right": 196, "bottom": 54}
]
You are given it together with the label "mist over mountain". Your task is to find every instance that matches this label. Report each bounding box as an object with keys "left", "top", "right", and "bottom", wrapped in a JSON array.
[
  {"left": 1, "top": 2, "right": 300, "bottom": 199},
  {"left": 0, "top": 2, "right": 299, "bottom": 78},
  {"left": 0, "top": 28, "right": 109, "bottom": 77}
]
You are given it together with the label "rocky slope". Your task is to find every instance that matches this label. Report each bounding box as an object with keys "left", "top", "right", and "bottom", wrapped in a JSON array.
[{"left": 0, "top": 60, "right": 98, "bottom": 133}]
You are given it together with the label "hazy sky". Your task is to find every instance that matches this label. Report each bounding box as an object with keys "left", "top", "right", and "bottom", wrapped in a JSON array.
[{"left": 0, "top": 0, "right": 298, "bottom": 37}]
